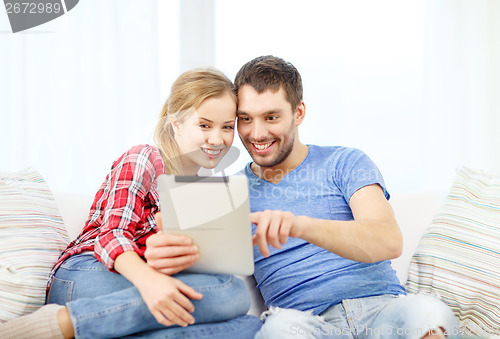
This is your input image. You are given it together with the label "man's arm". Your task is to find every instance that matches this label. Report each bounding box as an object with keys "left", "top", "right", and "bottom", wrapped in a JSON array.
[{"left": 252, "top": 184, "right": 403, "bottom": 263}]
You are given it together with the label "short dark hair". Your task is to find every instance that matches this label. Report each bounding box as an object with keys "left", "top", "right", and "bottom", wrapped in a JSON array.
[{"left": 234, "top": 55, "right": 303, "bottom": 111}]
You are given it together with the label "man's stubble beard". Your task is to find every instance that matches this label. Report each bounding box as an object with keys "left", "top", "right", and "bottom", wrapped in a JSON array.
[{"left": 241, "top": 123, "right": 296, "bottom": 168}]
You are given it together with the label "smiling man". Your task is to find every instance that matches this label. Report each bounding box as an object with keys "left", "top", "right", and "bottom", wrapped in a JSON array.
[
  {"left": 236, "top": 84, "right": 306, "bottom": 183},
  {"left": 234, "top": 55, "right": 460, "bottom": 339}
]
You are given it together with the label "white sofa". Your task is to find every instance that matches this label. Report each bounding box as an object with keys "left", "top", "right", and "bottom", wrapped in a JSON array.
[
  {"left": 51, "top": 191, "right": 447, "bottom": 317},
  {"left": 5, "top": 166, "right": 496, "bottom": 337}
]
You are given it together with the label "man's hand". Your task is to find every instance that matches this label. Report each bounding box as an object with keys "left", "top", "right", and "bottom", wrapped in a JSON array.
[
  {"left": 145, "top": 212, "right": 200, "bottom": 275},
  {"left": 250, "top": 210, "right": 306, "bottom": 257}
]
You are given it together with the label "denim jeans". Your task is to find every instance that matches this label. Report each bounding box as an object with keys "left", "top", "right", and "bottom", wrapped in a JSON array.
[
  {"left": 255, "top": 294, "right": 461, "bottom": 339},
  {"left": 47, "top": 252, "right": 262, "bottom": 339}
]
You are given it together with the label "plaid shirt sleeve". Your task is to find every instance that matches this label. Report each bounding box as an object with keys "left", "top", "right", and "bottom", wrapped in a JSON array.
[{"left": 93, "top": 145, "right": 162, "bottom": 270}]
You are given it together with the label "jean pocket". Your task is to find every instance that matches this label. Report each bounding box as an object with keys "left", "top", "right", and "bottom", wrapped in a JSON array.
[
  {"left": 47, "top": 277, "right": 74, "bottom": 305},
  {"left": 59, "top": 252, "right": 99, "bottom": 270}
]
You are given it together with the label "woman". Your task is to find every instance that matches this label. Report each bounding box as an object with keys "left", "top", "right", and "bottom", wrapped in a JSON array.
[{"left": 0, "top": 68, "right": 261, "bottom": 339}]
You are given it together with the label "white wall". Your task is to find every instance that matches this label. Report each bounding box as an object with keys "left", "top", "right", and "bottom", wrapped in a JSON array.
[
  {"left": 420, "top": 0, "right": 500, "bottom": 193},
  {"left": 1, "top": 1, "right": 167, "bottom": 193},
  {"left": 214, "top": 0, "right": 500, "bottom": 195},
  {"left": 1, "top": 0, "right": 499, "bottom": 197},
  {"left": 215, "top": 0, "right": 427, "bottom": 193}
]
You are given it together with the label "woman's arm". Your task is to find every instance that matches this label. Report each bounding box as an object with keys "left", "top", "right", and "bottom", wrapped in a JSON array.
[
  {"left": 114, "top": 251, "right": 202, "bottom": 327},
  {"left": 93, "top": 145, "right": 163, "bottom": 271},
  {"left": 88, "top": 147, "right": 203, "bottom": 327}
]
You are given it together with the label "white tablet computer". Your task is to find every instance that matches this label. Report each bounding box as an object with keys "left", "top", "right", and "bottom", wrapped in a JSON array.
[{"left": 157, "top": 174, "right": 254, "bottom": 276}]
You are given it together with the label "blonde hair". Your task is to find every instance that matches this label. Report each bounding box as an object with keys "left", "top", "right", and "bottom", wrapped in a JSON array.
[{"left": 154, "top": 68, "right": 236, "bottom": 175}]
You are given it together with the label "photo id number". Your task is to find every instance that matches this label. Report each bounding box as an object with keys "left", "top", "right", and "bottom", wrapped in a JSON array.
[{"left": 5, "top": 2, "right": 62, "bottom": 14}]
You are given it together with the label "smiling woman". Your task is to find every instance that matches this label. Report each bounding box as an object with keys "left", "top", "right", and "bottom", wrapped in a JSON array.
[
  {"left": 154, "top": 68, "right": 237, "bottom": 175},
  {"left": 0, "top": 67, "right": 262, "bottom": 339},
  {"left": 172, "top": 93, "right": 236, "bottom": 174}
]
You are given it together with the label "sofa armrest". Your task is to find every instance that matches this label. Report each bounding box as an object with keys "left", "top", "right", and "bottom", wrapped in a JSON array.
[
  {"left": 52, "top": 192, "right": 94, "bottom": 241},
  {"left": 240, "top": 275, "right": 266, "bottom": 317},
  {"left": 389, "top": 192, "right": 446, "bottom": 283}
]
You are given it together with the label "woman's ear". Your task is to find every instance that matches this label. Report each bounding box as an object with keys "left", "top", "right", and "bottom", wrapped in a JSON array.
[{"left": 171, "top": 118, "right": 181, "bottom": 135}]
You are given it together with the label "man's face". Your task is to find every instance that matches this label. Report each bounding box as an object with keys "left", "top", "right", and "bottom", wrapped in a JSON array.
[{"left": 237, "top": 85, "right": 297, "bottom": 168}]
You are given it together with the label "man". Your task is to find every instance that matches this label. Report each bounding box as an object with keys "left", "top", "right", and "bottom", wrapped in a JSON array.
[{"left": 146, "top": 56, "right": 460, "bottom": 338}]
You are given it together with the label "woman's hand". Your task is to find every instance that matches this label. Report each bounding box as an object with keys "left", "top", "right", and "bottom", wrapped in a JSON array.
[
  {"left": 145, "top": 213, "right": 200, "bottom": 275},
  {"left": 137, "top": 269, "right": 203, "bottom": 327},
  {"left": 114, "top": 251, "right": 203, "bottom": 327}
]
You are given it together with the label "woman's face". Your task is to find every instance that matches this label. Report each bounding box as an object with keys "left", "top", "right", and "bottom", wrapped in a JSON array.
[{"left": 174, "top": 93, "right": 236, "bottom": 175}]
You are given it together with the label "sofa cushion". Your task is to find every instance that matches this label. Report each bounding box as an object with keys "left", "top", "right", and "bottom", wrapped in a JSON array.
[
  {"left": 0, "top": 168, "right": 69, "bottom": 323},
  {"left": 406, "top": 167, "right": 500, "bottom": 338}
]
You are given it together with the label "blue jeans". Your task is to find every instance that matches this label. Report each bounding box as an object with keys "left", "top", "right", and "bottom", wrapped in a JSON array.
[
  {"left": 47, "top": 252, "right": 262, "bottom": 339},
  {"left": 255, "top": 294, "right": 461, "bottom": 339}
]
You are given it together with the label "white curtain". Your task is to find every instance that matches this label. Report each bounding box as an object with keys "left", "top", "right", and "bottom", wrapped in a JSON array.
[
  {"left": 0, "top": 1, "right": 177, "bottom": 194},
  {"left": 421, "top": 0, "right": 500, "bottom": 192},
  {"left": 2, "top": 0, "right": 498, "bottom": 196},
  {"left": 215, "top": 0, "right": 500, "bottom": 195}
]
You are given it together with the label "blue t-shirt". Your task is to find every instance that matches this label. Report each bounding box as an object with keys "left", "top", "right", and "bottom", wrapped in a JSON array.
[{"left": 244, "top": 145, "right": 406, "bottom": 315}]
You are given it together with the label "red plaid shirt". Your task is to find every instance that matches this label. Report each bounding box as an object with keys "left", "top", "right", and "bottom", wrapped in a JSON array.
[{"left": 49, "top": 144, "right": 165, "bottom": 284}]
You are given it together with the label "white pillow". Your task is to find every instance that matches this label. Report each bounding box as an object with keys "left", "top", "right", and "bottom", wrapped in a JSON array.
[
  {"left": 406, "top": 167, "right": 500, "bottom": 338},
  {"left": 0, "top": 168, "right": 69, "bottom": 323}
]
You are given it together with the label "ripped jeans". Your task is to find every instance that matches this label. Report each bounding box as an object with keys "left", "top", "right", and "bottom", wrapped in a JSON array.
[{"left": 255, "top": 294, "right": 460, "bottom": 339}]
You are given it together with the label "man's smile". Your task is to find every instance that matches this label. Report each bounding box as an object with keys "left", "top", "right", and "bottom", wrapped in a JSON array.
[{"left": 251, "top": 141, "right": 275, "bottom": 154}]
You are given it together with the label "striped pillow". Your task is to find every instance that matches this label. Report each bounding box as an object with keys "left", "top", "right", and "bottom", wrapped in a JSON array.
[
  {"left": 406, "top": 167, "right": 500, "bottom": 338},
  {"left": 0, "top": 168, "right": 69, "bottom": 323}
]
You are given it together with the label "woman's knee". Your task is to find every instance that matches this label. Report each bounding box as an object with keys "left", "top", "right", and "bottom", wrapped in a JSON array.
[
  {"left": 210, "top": 275, "right": 251, "bottom": 317},
  {"left": 176, "top": 273, "right": 249, "bottom": 300},
  {"left": 177, "top": 274, "right": 251, "bottom": 322}
]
